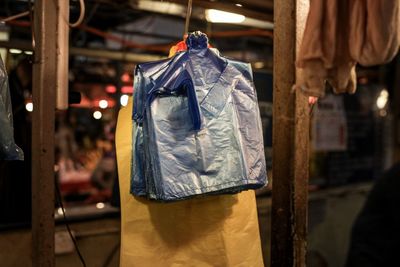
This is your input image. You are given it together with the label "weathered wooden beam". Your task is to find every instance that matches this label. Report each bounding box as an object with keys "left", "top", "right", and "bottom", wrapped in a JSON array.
[
  {"left": 271, "top": 0, "right": 310, "bottom": 266},
  {"left": 32, "top": 0, "right": 58, "bottom": 266}
]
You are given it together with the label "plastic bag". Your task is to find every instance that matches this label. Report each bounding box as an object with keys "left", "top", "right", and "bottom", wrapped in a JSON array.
[
  {"left": 132, "top": 32, "right": 267, "bottom": 201},
  {"left": 0, "top": 56, "right": 24, "bottom": 161}
]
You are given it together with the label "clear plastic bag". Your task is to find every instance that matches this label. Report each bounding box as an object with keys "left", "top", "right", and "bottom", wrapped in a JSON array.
[{"left": 0, "top": 56, "right": 24, "bottom": 160}]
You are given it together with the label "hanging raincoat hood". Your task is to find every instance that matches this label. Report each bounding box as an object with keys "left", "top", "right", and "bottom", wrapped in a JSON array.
[{"left": 132, "top": 32, "right": 267, "bottom": 201}]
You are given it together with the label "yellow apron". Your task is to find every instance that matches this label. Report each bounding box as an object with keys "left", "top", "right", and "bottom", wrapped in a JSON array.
[{"left": 116, "top": 97, "right": 264, "bottom": 267}]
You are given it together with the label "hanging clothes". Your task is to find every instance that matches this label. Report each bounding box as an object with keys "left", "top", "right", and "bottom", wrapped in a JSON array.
[
  {"left": 0, "top": 56, "right": 23, "bottom": 160},
  {"left": 296, "top": 0, "right": 400, "bottom": 98},
  {"left": 349, "top": 0, "right": 400, "bottom": 66},
  {"left": 116, "top": 97, "right": 264, "bottom": 267},
  {"left": 296, "top": 0, "right": 356, "bottom": 97},
  {"left": 132, "top": 32, "right": 267, "bottom": 201}
]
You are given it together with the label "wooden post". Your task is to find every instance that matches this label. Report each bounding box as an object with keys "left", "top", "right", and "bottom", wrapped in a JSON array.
[
  {"left": 271, "top": 0, "right": 310, "bottom": 266},
  {"left": 32, "top": 0, "right": 58, "bottom": 266},
  {"left": 393, "top": 56, "right": 400, "bottom": 162}
]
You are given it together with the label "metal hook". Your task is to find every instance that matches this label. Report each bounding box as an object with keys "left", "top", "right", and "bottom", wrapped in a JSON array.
[{"left": 184, "top": 0, "right": 193, "bottom": 36}]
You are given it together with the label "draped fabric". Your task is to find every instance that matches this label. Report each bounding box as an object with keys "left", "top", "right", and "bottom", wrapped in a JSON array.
[{"left": 296, "top": 0, "right": 400, "bottom": 97}]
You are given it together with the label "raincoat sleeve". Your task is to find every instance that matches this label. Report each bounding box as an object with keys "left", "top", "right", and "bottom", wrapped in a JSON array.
[
  {"left": 0, "top": 56, "right": 23, "bottom": 160},
  {"left": 131, "top": 66, "right": 147, "bottom": 196},
  {"left": 116, "top": 97, "right": 265, "bottom": 267}
]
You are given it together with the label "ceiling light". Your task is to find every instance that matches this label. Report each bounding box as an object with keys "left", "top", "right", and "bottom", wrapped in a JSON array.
[
  {"left": 235, "top": 3, "right": 242, "bottom": 7},
  {"left": 93, "top": 111, "right": 102, "bottom": 120},
  {"left": 120, "top": 94, "right": 129, "bottom": 107},
  {"left": 121, "top": 86, "right": 133, "bottom": 94},
  {"left": 205, "top": 9, "right": 245, "bottom": 23},
  {"left": 25, "top": 102, "right": 33, "bottom": 112},
  {"left": 254, "top": 62, "right": 265, "bottom": 69},
  {"left": 99, "top": 99, "right": 108, "bottom": 109},
  {"left": 9, "top": 48, "right": 22, "bottom": 54},
  {"left": 96, "top": 202, "right": 105, "bottom": 209},
  {"left": 57, "top": 208, "right": 65, "bottom": 215},
  {"left": 121, "top": 73, "right": 131, "bottom": 83},
  {"left": 376, "top": 89, "right": 389, "bottom": 109},
  {"left": 105, "top": 85, "right": 117, "bottom": 94}
]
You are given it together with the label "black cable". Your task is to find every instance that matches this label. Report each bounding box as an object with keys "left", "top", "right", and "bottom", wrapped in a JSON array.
[
  {"left": 55, "top": 180, "right": 87, "bottom": 267},
  {"left": 101, "top": 241, "right": 120, "bottom": 267}
]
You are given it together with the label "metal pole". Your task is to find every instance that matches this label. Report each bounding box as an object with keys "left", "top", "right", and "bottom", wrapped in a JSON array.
[
  {"left": 271, "top": 0, "right": 310, "bottom": 266},
  {"left": 32, "top": 0, "right": 58, "bottom": 266},
  {"left": 56, "top": 1, "right": 70, "bottom": 110}
]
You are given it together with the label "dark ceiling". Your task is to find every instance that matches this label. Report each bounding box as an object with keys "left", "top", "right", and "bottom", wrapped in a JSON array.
[
  {"left": 1, "top": 0, "right": 273, "bottom": 52},
  {"left": 0, "top": 0, "right": 273, "bottom": 87}
]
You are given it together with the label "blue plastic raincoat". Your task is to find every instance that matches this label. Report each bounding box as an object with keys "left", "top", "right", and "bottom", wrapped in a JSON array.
[{"left": 132, "top": 32, "right": 266, "bottom": 201}]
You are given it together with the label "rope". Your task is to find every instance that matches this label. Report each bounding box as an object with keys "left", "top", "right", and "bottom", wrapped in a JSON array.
[{"left": 184, "top": 0, "right": 193, "bottom": 35}]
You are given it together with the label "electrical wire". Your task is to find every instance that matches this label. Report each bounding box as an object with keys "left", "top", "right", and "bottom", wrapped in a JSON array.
[
  {"left": 0, "top": 10, "right": 30, "bottom": 23},
  {"left": 69, "top": 0, "right": 86, "bottom": 28},
  {"left": 101, "top": 241, "right": 120, "bottom": 267},
  {"left": 55, "top": 181, "right": 87, "bottom": 267}
]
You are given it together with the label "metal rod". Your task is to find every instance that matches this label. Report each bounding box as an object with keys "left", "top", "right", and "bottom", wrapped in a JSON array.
[
  {"left": 184, "top": 0, "right": 193, "bottom": 35},
  {"left": 32, "top": 0, "right": 58, "bottom": 266},
  {"left": 271, "top": 0, "right": 310, "bottom": 266},
  {"left": 0, "top": 40, "right": 164, "bottom": 63},
  {"left": 56, "top": 1, "right": 69, "bottom": 110}
]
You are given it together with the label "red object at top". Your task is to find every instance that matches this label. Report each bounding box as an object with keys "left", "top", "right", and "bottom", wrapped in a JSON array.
[{"left": 168, "top": 36, "right": 212, "bottom": 57}]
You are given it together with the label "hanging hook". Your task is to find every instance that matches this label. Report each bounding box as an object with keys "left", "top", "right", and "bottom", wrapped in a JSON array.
[{"left": 184, "top": 0, "right": 193, "bottom": 36}]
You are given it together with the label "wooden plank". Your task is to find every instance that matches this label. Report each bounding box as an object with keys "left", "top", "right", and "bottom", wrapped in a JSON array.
[
  {"left": 32, "top": 0, "right": 58, "bottom": 266},
  {"left": 271, "top": 0, "right": 310, "bottom": 266}
]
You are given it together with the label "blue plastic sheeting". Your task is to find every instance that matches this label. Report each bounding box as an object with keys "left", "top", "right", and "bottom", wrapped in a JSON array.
[
  {"left": 0, "top": 56, "right": 23, "bottom": 161},
  {"left": 131, "top": 32, "right": 266, "bottom": 201}
]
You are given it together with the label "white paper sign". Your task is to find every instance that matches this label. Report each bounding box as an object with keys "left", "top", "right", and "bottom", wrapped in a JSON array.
[{"left": 313, "top": 94, "right": 348, "bottom": 151}]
